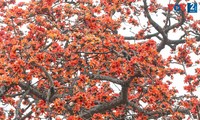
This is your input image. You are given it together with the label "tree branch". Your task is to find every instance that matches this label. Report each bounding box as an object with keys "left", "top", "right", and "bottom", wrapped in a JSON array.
[
  {"left": 20, "top": 111, "right": 33, "bottom": 120},
  {"left": 31, "top": 63, "right": 54, "bottom": 88},
  {"left": 88, "top": 74, "right": 125, "bottom": 85},
  {"left": 80, "top": 97, "right": 123, "bottom": 119},
  {"left": 31, "top": 62, "right": 55, "bottom": 103},
  {"left": 143, "top": 0, "right": 168, "bottom": 52},
  {"left": 80, "top": 76, "right": 133, "bottom": 119},
  {"left": 167, "top": 36, "right": 200, "bottom": 45},
  {"left": 18, "top": 82, "right": 46, "bottom": 101},
  {"left": 124, "top": 32, "right": 159, "bottom": 40},
  {"left": 14, "top": 90, "right": 30, "bottom": 120}
]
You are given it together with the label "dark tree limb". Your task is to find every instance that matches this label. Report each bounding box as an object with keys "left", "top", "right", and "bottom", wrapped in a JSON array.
[
  {"left": 14, "top": 90, "right": 30, "bottom": 120},
  {"left": 20, "top": 111, "right": 33, "bottom": 120},
  {"left": 167, "top": 36, "right": 200, "bottom": 45},
  {"left": 31, "top": 63, "right": 54, "bottom": 88},
  {"left": 80, "top": 76, "right": 135, "bottom": 119},
  {"left": 18, "top": 82, "right": 47, "bottom": 101},
  {"left": 125, "top": 0, "right": 186, "bottom": 52},
  {"left": 0, "top": 85, "right": 10, "bottom": 98},
  {"left": 143, "top": 0, "right": 169, "bottom": 52},
  {"left": 31, "top": 62, "right": 55, "bottom": 104},
  {"left": 88, "top": 74, "right": 125, "bottom": 85},
  {"left": 124, "top": 32, "right": 159, "bottom": 40},
  {"left": 80, "top": 97, "right": 123, "bottom": 119}
]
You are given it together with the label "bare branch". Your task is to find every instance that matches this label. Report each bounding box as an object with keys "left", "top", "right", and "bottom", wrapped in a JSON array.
[
  {"left": 143, "top": 0, "right": 168, "bottom": 52},
  {"left": 168, "top": 36, "right": 200, "bottom": 45},
  {"left": 31, "top": 63, "right": 54, "bottom": 88},
  {"left": 14, "top": 90, "right": 30, "bottom": 120},
  {"left": 18, "top": 82, "right": 46, "bottom": 101},
  {"left": 20, "top": 111, "right": 33, "bottom": 120},
  {"left": 88, "top": 74, "right": 125, "bottom": 85}
]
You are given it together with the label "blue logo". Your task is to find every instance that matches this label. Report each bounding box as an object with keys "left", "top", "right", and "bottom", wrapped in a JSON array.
[
  {"left": 174, "top": 4, "right": 181, "bottom": 11},
  {"left": 187, "top": 2, "right": 197, "bottom": 13}
]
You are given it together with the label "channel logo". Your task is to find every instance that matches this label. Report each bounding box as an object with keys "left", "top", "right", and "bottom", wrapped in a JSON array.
[
  {"left": 168, "top": 2, "right": 198, "bottom": 13},
  {"left": 187, "top": 3, "right": 197, "bottom": 13}
]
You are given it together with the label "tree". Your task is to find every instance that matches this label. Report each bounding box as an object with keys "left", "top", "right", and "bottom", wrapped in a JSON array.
[{"left": 0, "top": 0, "right": 200, "bottom": 119}]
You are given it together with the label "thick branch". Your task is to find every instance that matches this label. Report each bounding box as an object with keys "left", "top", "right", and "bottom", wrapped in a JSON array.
[
  {"left": 32, "top": 63, "right": 54, "bottom": 88},
  {"left": 0, "top": 85, "right": 10, "bottom": 97},
  {"left": 124, "top": 32, "right": 159, "bottom": 40},
  {"left": 14, "top": 90, "right": 30, "bottom": 120},
  {"left": 88, "top": 74, "right": 125, "bottom": 85},
  {"left": 20, "top": 111, "right": 33, "bottom": 120},
  {"left": 168, "top": 36, "right": 200, "bottom": 45},
  {"left": 80, "top": 97, "right": 123, "bottom": 119},
  {"left": 18, "top": 82, "right": 46, "bottom": 101},
  {"left": 31, "top": 62, "right": 55, "bottom": 103},
  {"left": 80, "top": 76, "right": 133, "bottom": 119},
  {"left": 143, "top": 0, "right": 168, "bottom": 52},
  {"left": 126, "top": 0, "right": 185, "bottom": 52},
  {"left": 164, "top": 0, "right": 185, "bottom": 33}
]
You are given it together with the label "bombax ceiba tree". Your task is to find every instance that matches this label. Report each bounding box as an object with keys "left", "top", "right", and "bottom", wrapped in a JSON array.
[{"left": 0, "top": 0, "right": 200, "bottom": 119}]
